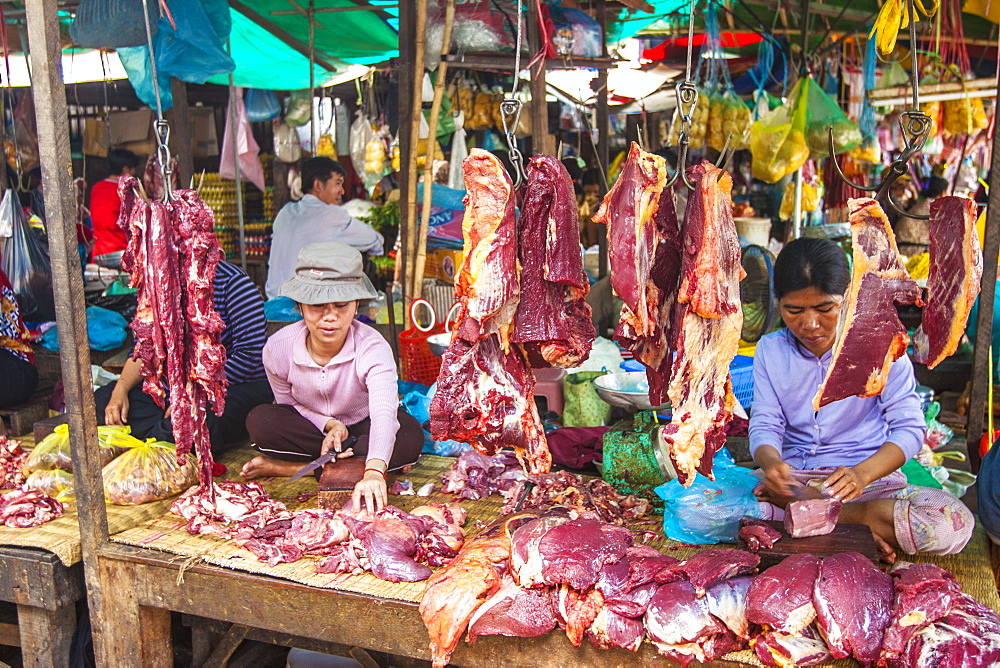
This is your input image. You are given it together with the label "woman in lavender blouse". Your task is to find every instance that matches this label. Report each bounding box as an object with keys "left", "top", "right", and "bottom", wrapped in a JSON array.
[{"left": 749, "top": 238, "right": 973, "bottom": 561}]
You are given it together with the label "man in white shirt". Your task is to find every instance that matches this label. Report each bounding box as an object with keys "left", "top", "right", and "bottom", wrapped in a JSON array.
[{"left": 265, "top": 157, "right": 384, "bottom": 299}]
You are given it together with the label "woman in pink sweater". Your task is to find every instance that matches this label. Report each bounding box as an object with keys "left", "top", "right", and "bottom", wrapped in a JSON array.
[{"left": 243, "top": 242, "right": 422, "bottom": 511}]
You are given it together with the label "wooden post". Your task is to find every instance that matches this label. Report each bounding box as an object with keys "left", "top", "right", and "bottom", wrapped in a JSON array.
[
  {"left": 966, "top": 96, "right": 1000, "bottom": 471},
  {"left": 526, "top": 0, "right": 553, "bottom": 156},
  {"left": 24, "top": 0, "right": 112, "bottom": 662},
  {"left": 595, "top": 0, "right": 611, "bottom": 279},
  {"left": 403, "top": 0, "right": 428, "bottom": 325},
  {"left": 169, "top": 78, "right": 193, "bottom": 188}
]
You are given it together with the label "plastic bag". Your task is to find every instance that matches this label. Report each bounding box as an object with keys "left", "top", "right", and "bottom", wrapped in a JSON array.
[
  {"left": 797, "top": 77, "right": 862, "bottom": 156},
  {"left": 562, "top": 372, "right": 612, "bottom": 427},
  {"left": 102, "top": 439, "right": 197, "bottom": 505},
  {"left": 0, "top": 189, "right": 54, "bottom": 322},
  {"left": 707, "top": 90, "right": 751, "bottom": 152},
  {"left": 656, "top": 450, "right": 763, "bottom": 544},
  {"left": 350, "top": 112, "right": 376, "bottom": 177},
  {"left": 24, "top": 469, "right": 74, "bottom": 502},
  {"left": 402, "top": 384, "right": 471, "bottom": 456},
  {"left": 273, "top": 122, "right": 302, "bottom": 163},
  {"left": 25, "top": 424, "right": 124, "bottom": 474},
  {"left": 40, "top": 305, "right": 129, "bottom": 352},
  {"left": 779, "top": 180, "right": 820, "bottom": 219},
  {"left": 444, "top": 0, "right": 526, "bottom": 53},
  {"left": 284, "top": 90, "right": 313, "bottom": 127},
  {"left": 220, "top": 88, "right": 266, "bottom": 192},
  {"left": 245, "top": 89, "right": 282, "bottom": 123},
  {"left": 544, "top": 0, "right": 603, "bottom": 57},
  {"left": 70, "top": 0, "right": 159, "bottom": 49},
  {"left": 749, "top": 93, "right": 809, "bottom": 184}
]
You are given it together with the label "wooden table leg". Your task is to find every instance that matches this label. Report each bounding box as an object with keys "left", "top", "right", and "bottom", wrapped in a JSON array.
[
  {"left": 16, "top": 604, "right": 75, "bottom": 668},
  {"left": 98, "top": 556, "right": 173, "bottom": 667}
]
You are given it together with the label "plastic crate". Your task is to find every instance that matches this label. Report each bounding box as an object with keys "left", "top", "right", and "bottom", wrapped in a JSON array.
[{"left": 730, "top": 355, "right": 754, "bottom": 410}]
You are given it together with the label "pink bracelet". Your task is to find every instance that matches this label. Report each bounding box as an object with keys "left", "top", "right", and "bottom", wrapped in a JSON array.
[{"left": 363, "top": 468, "right": 386, "bottom": 478}]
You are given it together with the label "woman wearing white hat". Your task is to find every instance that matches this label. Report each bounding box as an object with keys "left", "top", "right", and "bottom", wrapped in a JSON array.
[{"left": 243, "top": 242, "right": 423, "bottom": 511}]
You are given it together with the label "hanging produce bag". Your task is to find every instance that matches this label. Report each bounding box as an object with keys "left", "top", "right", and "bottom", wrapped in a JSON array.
[
  {"left": 102, "top": 439, "right": 198, "bottom": 505},
  {"left": 0, "top": 189, "right": 54, "bottom": 322},
  {"left": 798, "top": 77, "right": 862, "bottom": 157},
  {"left": 941, "top": 71, "right": 989, "bottom": 135},
  {"left": 244, "top": 89, "right": 282, "bottom": 123},
  {"left": 749, "top": 88, "right": 809, "bottom": 184},
  {"left": 667, "top": 88, "right": 710, "bottom": 149},
  {"left": 273, "top": 122, "right": 303, "bottom": 163},
  {"left": 706, "top": 89, "right": 752, "bottom": 152},
  {"left": 350, "top": 112, "right": 376, "bottom": 177},
  {"left": 24, "top": 469, "right": 75, "bottom": 503},
  {"left": 542, "top": 0, "right": 604, "bottom": 57},
  {"left": 70, "top": 0, "right": 159, "bottom": 48},
  {"left": 220, "top": 88, "right": 266, "bottom": 192},
  {"left": 284, "top": 90, "right": 313, "bottom": 127}
]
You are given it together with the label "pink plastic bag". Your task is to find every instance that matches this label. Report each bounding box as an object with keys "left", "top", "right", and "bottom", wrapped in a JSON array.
[{"left": 220, "top": 88, "right": 266, "bottom": 192}]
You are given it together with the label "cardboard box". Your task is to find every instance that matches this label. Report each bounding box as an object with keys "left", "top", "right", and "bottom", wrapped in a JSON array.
[
  {"left": 83, "top": 107, "right": 218, "bottom": 158},
  {"left": 188, "top": 107, "right": 219, "bottom": 158},
  {"left": 424, "top": 248, "right": 464, "bottom": 281}
]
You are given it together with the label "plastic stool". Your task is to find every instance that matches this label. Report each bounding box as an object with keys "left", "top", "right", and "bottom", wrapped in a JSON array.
[{"left": 534, "top": 368, "right": 567, "bottom": 415}]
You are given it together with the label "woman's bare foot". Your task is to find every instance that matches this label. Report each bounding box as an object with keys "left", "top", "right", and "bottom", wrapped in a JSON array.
[
  {"left": 240, "top": 456, "right": 305, "bottom": 480},
  {"left": 873, "top": 533, "right": 898, "bottom": 564}
]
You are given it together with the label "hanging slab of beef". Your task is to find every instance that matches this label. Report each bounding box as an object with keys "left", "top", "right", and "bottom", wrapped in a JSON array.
[
  {"left": 912, "top": 195, "right": 983, "bottom": 369},
  {"left": 813, "top": 551, "right": 893, "bottom": 663},
  {"left": 512, "top": 155, "right": 595, "bottom": 369},
  {"left": 746, "top": 552, "right": 821, "bottom": 635},
  {"left": 813, "top": 198, "right": 923, "bottom": 409},
  {"left": 783, "top": 498, "right": 842, "bottom": 538},
  {"left": 429, "top": 150, "right": 551, "bottom": 474},
  {"left": 593, "top": 142, "right": 681, "bottom": 407},
  {"left": 660, "top": 162, "right": 744, "bottom": 485}
]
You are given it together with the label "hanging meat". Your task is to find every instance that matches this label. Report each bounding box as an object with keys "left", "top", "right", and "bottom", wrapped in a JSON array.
[
  {"left": 660, "top": 162, "right": 745, "bottom": 485},
  {"left": 912, "top": 196, "right": 983, "bottom": 369},
  {"left": 430, "top": 150, "right": 550, "bottom": 474},
  {"left": 593, "top": 143, "right": 681, "bottom": 406},
  {"left": 512, "top": 155, "right": 595, "bottom": 368},
  {"left": 118, "top": 175, "right": 228, "bottom": 487},
  {"left": 814, "top": 198, "right": 922, "bottom": 409}
]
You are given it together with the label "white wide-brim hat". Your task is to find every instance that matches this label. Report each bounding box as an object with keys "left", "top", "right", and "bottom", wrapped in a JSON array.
[{"left": 278, "top": 241, "right": 378, "bottom": 305}]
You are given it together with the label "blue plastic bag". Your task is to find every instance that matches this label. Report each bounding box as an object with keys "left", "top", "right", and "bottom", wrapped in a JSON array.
[
  {"left": 70, "top": 0, "right": 159, "bottom": 49},
  {"left": 401, "top": 383, "right": 471, "bottom": 456},
  {"left": 655, "top": 449, "right": 763, "bottom": 544},
  {"left": 41, "top": 306, "right": 128, "bottom": 352},
  {"left": 245, "top": 89, "right": 282, "bottom": 123},
  {"left": 263, "top": 297, "right": 303, "bottom": 323}
]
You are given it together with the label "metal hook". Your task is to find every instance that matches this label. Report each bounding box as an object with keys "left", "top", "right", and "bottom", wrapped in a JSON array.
[
  {"left": 714, "top": 133, "right": 733, "bottom": 181},
  {"left": 499, "top": 98, "right": 526, "bottom": 190},
  {"left": 828, "top": 110, "right": 932, "bottom": 220},
  {"left": 153, "top": 119, "right": 174, "bottom": 201},
  {"left": 665, "top": 82, "right": 698, "bottom": 191}
]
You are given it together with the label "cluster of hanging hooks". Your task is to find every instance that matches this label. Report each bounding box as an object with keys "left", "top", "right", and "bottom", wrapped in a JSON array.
[{"left": 498, "top": 0, "right": 527, "bottom": 189}]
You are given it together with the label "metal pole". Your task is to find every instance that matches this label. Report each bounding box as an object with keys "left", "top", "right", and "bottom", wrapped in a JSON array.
[
  {"left": 309, "top": 0, "right": 316, "bottom": 155},
  {"left": 25, "top": 0, "right": 112, "bottom": 662},
  {"left": 792, "top": 167, "right": 803, "bottom": 238}
]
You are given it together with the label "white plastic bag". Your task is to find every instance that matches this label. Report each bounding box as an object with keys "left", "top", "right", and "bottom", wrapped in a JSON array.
[
  {"left": 350, "top": 112, "right": 375, "bottom": 177},
  {"left": 448, "top": 125, "right": 468, "bottom": 191},
  {"left": 273, "top": 121, "right": 302, "bottom": 163}
]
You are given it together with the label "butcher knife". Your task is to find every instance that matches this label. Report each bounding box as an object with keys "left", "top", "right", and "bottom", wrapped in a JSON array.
[{"left": 289, "top": 436, "right": 357, "bottom": 481}]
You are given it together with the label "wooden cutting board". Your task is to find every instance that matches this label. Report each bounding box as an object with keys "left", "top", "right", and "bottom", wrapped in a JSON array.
[{"left": 738, "top": 520, "right": 880, "bottom": 568}]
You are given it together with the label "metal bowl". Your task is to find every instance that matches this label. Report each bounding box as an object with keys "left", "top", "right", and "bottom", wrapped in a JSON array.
[
  {"left": 427, "top": 333, "right": 452, "bottom": 357},
  {"left": 592, "top": 372, "right": 670, "bottom": 411}
]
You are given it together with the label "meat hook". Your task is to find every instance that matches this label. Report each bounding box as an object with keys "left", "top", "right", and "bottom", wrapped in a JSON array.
[
  {"left": 500, "top": 98, "right": 527, "bottom": 190},
  {"left": 714, "top": 133, "right": 734, "bottom": 181},
  {"left": 827, "top": 110, "right": 932, "bottom": 220},
  {"left": 665, "top": 82, "right": 699, "bottom": 191}
]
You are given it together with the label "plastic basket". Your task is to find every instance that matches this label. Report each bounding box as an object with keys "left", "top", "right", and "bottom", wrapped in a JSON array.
[
  {"left": 398, "top": 299, "right": 448, "bottom": 386},
  {"left": 730, "top": 355, "right": 754, "bottom": 410}
]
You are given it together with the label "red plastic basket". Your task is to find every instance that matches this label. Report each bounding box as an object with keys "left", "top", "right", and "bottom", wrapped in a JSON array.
[{"left": 399, "top": 299, "right": 444, "bottom": 385}]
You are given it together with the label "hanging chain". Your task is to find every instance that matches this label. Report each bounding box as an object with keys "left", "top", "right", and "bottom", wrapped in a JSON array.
[
  {"left": 899, "top": 0, "right": 931, "bottom": 159},
  {"left": 141, "top": 0, "right": 173, "bottom": 200},
  {"left": 666, "top": 0, "right": 700, "bottom": 189},
  {"left": 500, "top": 0, "right": 526, "bottom": 188}
]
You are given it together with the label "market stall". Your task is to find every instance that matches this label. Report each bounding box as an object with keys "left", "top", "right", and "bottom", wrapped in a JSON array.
[{"left": 11, "top": 0, "right": 1000, "bottom": 666}]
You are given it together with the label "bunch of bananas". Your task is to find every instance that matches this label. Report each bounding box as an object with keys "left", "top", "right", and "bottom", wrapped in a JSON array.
[{"left": 869, "top": 0, "right": 939, "bottom": 56}]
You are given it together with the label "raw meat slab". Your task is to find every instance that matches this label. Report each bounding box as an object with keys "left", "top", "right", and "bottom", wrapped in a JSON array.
[{"left": 736, "top": 519, "right": 878, "bottom": 569}]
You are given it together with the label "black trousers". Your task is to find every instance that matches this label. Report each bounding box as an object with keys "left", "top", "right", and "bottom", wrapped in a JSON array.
[
  {"left": 0, "top": 349, "right": 38, "bottom": 408},
  {"left": 245, "top": 403, "right": 423, "bottom": 471},
  {"left": 94, "top": 380, "right": 274, "bottom": 456}
]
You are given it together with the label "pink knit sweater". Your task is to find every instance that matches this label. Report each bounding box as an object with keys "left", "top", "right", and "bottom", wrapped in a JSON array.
[{"left": 262, "top": 320, "right": 399, "bottom": 464}]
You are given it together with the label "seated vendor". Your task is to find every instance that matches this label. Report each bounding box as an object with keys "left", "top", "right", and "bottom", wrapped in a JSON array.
[
  {"left": 749, "top": 237, "right": 973, "bottom": 562},
  {"left": 0, "top": 267, "right": 38, "bottom": 408},
  {"left": 95, "top": 261, "right": 274, "bottom": 454},
  {"left": 242, "top": 242, "right": 422, "bottom": 512}
]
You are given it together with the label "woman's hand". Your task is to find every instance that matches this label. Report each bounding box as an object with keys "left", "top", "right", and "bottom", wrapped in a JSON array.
[
  {"left": 104, "top": 388, "right": 130, "bottom": 426},
  {"left": 759, "top": 460, "right": 798, "bottom": 502},
  {"left": 321, "top": 419, "right": 349, "bottom": 455},
  {"left": 823, "top": 466, "right": 868, "bottom": 502},
  {"left": 353, "top": 470, "right": 387, "bottom": 513}
]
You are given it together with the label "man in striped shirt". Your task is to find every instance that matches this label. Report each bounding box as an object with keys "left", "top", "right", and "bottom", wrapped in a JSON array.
[{"left": 94, "top": 261, "right": 273, "bottom": 454}]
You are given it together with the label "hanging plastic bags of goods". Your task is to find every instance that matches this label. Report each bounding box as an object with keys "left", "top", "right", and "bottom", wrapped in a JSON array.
[
  {"left": 220, "top": 88, "right": 266, "bottom": 192},
  {"left": 707, "top": 90, "right": 752, "bottom": 152},
  {"left": 274, "top": 122, "right": 303, "bottom": 164},
  {"left": 244, "top": 89, "right": 282, "bottom": 123},
  {"left": 870, "top": 0, "right": 940, "bottom": 56},
  {"left": 941, "top": 67, "right": 989, "bottom": 135},
  {"left": 116, "top": 0, "right": 234, "bottom": 110},
  {"left": 542, "top": 0, "right": 604, "bottom": 57},
  {"left": 798, "top": 77, "right": 862, "bottom": 156},
  {"left": 70, "top": 0, "right": 160, "bottom": 48},
  {"left": 748, "top": 92, "right": 809, "bottom": 184},
  {"left": 0, "top": 190, "right": 54, "bottom": 322}
]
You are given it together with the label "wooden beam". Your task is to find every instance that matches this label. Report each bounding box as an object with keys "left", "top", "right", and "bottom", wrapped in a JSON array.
[
  {"left": 169, "top": 78, "right": 193, "bottom": 188},
  {"left": 445, "top": 54, "right": 622, "bottom": 71},
  {"left": 202, "top": 624, "right": 250, "bottom": 668},
  {"left": 0, "top": 622, "right": 18, "bottom": 647},
  {"left": 272, "top": 5, "right": 399, "bottom": 16},
  {"left": 23, "top": 1, "right": 112, "bottom": 664},
  {"left": 229, "top": 0, "right": 341, "bottom": 73},
  {"left": 595, "top": 0, "right": 611, "bottom": 281},
  {"left": 16, "top": 605, "right": 75, "bottom": 667},
  {"left": 613, "top": 0, "right": 656, "bottom": 13},
  {"left": 527, "top": 0, "right": 554, "bottom": 157}
]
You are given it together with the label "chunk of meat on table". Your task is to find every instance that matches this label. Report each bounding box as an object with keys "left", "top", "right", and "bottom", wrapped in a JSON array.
[
  {"left": 882, "top": 593, "right": 1000, "bottom": 668},
  {"left": 553, "top": 584, "right": 605, "bottom": 647},
  {"left": 813, "top": 551, "right": 893, "bottom": 663},
  {"left": 513, "top": 155, "right": 595, "bottom": 369},
  {"left": 739, "top": 521, "right": 782, "bottom": 552},
  {"left": 880, "top": 561, "right": 964, "bottom": 662},
  {"left": 594, "top": 545, "right": 661, "bottom": 618},
  {"left": 814, "top": 198, "right": 923, "bottom": 409},
  {"left": 0, "top": 487, "right": 64, "bottom": 527},
  {"left": 753, "top": 625, "right": 832, "bottom": 667},
  {"left": 586, "top": 606, "right": 647, "bottom": 652},
  {"left": 658, "top": 548, "right": 759, "bottom": 596},
  {"left": 465, "top": 575, "right": 556, "bottom": 642},
  {"left": 344, "top": 515, "right": 431, "bottom": 583},
  {"left": 784, "top": 498, "right": 842, "bottom": 538},
  {"left": 645, "top": 580, "right": 736, "bottom": 667},
  {"left": 661, "top": 162, "right": 744, "bottom": 484},
  {"left": 537, "top": 519, "right": 634, "bottom": 590},
  {"left": 912, "top": 196, "right": 982, "bottom": 369},
  {"left": 0, "top": 437, "right": 28, "bottom": 490},
  {"left": 510, "top": 514, "right": 570, "bottom": 588},
  {"left": 746, "top": 553, "right": 821, "bottom": 634},
  {"left": 705, "top": 576, "right": 755, "bottom": 640}
]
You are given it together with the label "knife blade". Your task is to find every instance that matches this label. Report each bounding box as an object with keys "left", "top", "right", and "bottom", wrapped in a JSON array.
[{"left": 289, "top": 436, "right": 357, "bottom": 481}]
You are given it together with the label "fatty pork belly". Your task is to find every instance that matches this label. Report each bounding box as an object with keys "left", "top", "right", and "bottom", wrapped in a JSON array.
[
  {"left": 593, "top": 142, "right": 681, "bottom": 406},
  {"left": 661, "top": 162, "right": 745, "bottom": 485},
  {"left": 913, "top": 195, "right": 983, "bottom": 369},
  {"left": 512, "top": 155, "right": 595, "bottom": 369},
  {"left": 814, "top": 198, "right": 922, "bottom": 409},
  {"left": 430, "top": 149, "right": 550, "bottom": 474}
]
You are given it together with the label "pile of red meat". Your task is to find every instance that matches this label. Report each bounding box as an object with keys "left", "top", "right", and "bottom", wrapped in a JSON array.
[
  {"left": 170, "top": 482, "right": 467, "bottom": 583},
  {"left": 439, "top": 450, "right": 653, "bottom": 525},
  {"left": 430, "top": 151, "right": 596, "bottom": 475},
  {"left": 0, "top": 488, "right": 65, "bottom": 528},
  {"left": 420, "top": 518, "right": 1000, "bottom": 668},
  {"left": 118, "top": 176, "right": 228, "bottom": 489},
  {"left": 0, "top": 436, "right": 28, "bottom": 489}
]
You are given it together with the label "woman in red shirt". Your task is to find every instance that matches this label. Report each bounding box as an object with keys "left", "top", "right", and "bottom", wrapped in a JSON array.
[{"left": 90, "top": 148, "right": 139, "bottom": 267}]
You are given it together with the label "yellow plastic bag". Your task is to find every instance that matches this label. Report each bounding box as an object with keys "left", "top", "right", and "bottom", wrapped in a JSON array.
[
  {"left": 749, "top": 95, "right": 809, "bottom": 184},
  {"left": 102, "top": 439, "right": 197, "bottom": 505},
  {"left": 779, "top": 181, "right": 820, "bottom": 219},
  {"left": 468, "top": 92, "right": 495, "bottom": 131},
  {"left": 24, "top": 424, "right": 122, "bottom": 474},
  {"left": 24, "top": 469, "right": 74, "bottom": 503},
  {"left": 943, "top": 94, "right": 989, "bottom": 135}
]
